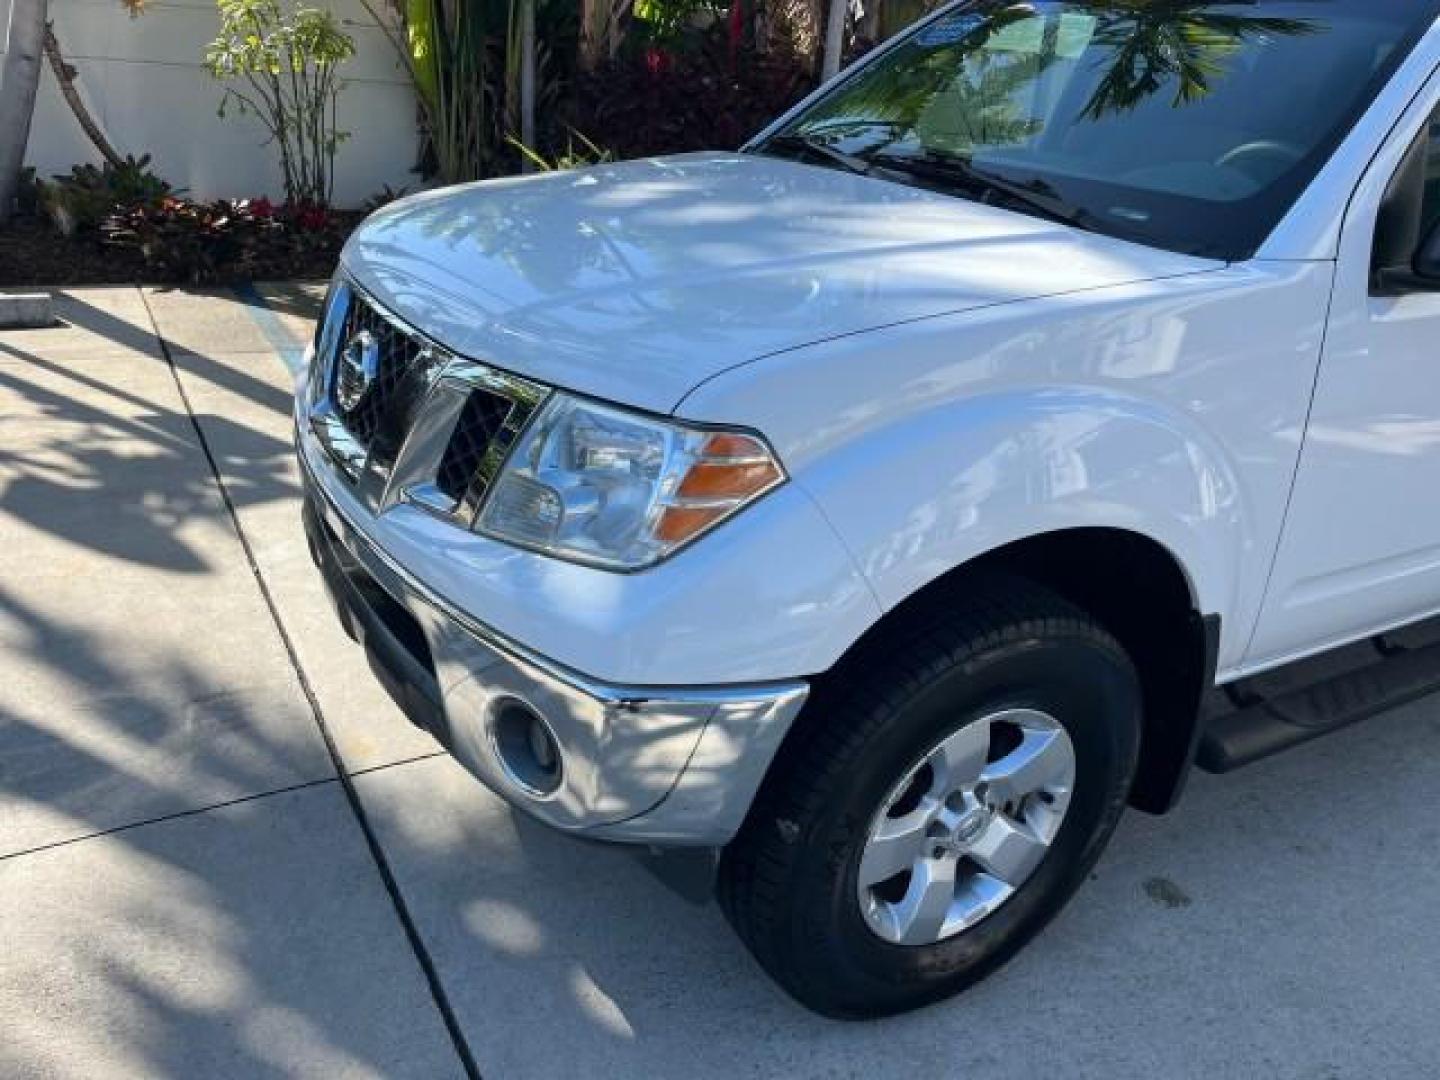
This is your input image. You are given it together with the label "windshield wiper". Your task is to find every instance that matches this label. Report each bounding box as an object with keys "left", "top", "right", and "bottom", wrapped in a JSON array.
[
  {"left": 762, "top": 133, "right": 878, "bottom": 178},
  {"left": 763, "top": 138, "right": 1114, "bottom": 237},
  {"left": 869, "top": 150, "right": 1099, "bottom": 232}
]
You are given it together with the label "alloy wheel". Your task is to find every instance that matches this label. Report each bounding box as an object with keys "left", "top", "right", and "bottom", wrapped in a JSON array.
[{"left": 857, "top": 708, "right": 1076, "bottom": 946}]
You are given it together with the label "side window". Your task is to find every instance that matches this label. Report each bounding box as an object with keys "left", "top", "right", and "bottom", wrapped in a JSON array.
[
  {"left": 1421, "top": 118, "right": 1440, "bottom": 235},
  {"left": 1371, "top": 110, "right": 1440, "bottom": 295}
]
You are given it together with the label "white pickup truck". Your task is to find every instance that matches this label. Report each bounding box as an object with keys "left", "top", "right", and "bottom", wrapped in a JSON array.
[{"left": 298, "top": 0, "right": 1440, "bottom": 1017}]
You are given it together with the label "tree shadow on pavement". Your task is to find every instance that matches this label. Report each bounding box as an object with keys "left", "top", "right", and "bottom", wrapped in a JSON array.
[
  {"left": 357, "top": 685, "right": 1440, "bottom": 1079},
  {"left": 0, "top": 293, "right": 463, "bottom": 1078}
]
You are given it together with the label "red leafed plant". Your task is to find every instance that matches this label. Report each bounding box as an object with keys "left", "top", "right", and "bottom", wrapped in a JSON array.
[
  {"left": 99, "top": 194, "right": 354, "bottom": 284},
  {"left": 286, "top": 200, "right": 331, "bottom": 232}
]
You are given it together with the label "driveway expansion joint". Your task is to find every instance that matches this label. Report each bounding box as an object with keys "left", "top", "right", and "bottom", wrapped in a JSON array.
[{"left": 138, "top": 288, "right": 485, "bottom": 1080}]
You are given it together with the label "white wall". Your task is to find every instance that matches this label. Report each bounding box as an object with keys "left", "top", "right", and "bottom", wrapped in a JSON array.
[{"left": 2, "top": 0, "right": 420, "bottom": 207}]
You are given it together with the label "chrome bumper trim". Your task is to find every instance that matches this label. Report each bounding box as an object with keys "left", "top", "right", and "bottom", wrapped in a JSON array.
[{"left": 300, "top": 441, "right": 810, "bottom": 845}]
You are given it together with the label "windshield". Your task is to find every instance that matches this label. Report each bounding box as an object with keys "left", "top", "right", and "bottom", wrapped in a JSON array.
[{"left": 755, "top": 1, "right": 1439, "bottom": 259}]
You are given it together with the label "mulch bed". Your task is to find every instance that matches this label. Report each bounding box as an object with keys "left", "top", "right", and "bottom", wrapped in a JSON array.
[
  {"left": 1, "top": 215, "right": 151, "bottom": 287},
  {"left": 0, "top": 211, "right": 361, "bottom": 288}
]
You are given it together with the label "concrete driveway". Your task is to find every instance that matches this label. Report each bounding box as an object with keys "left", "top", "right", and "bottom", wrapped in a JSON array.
[{"left": 3, "top": 285, "right": 1438, "bottom": 1079}]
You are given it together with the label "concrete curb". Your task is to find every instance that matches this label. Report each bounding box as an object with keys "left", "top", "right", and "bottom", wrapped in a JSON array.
[{"left": 0, "top": 292, "right": 55, "bottom": 329}]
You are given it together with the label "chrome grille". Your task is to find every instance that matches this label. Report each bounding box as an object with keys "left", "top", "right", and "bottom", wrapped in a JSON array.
[
  {"left": 436, "top": 390, "right": 515, "bottom": 504},
  {"left": 334, "top": 293, "right": 429, "bottom": 456},
  {"left": 308, "top": 278, "right": 547, "bottom": 522}
]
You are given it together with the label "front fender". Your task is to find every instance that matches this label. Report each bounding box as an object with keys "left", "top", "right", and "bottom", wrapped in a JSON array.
[
  {"left": 678, "top": 264, "right": 1334, "bottom": 674},
  {"left": 795, "top": 386, "right": 1241, "bottom": 625}
]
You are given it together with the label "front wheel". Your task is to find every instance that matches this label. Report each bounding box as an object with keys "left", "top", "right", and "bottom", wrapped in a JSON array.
[{"left": 717, "top": 576, "right": 1141, "bottom": 1018}]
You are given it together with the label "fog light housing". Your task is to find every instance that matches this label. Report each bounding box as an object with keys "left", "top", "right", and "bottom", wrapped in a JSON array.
[{"left": 490, "top": 699, "right": 564, "bottom": 798}]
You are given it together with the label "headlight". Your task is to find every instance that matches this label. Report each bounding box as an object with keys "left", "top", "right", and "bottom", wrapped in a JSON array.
[{"left": 476, "top": 393, "right": 785, "bottom": 570}]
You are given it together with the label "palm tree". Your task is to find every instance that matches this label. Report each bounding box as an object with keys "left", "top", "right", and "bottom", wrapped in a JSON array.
[
  {"left": 805, "top": 1, "right": 1319, "bottom": 143},
  {"left": 0, "top": 0, "right": 47, "bottom": 224},
  {"left": 517, "top": 0, "right": 536, "bottom": 167},
  {"left": 1079, "top": 3, "right": 1316, "bottom": 119},
  {"left": 580, "top": 0, "right": 632, "bottom": 71},
  {"left": 821, "top": 0, "right": 847, "bottom": 80},
  {"left": 1, "top": 0, "right": 149, "bottom": 223},
  {"left": 761, "top": 0, "right": 822, "bottom": 69}
]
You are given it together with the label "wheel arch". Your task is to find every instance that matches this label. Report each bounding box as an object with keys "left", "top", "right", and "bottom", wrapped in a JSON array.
[
  {"left": 815, "top": 526, "right": 1219, "bottom": 815},
  {"left": 960, "top": 527, "right": 1219, "bottom": 813}
]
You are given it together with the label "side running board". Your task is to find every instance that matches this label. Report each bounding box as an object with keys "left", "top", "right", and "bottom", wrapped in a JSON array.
[{"left": 1198, "top": 621, "right": 1440, "bottom": 773}]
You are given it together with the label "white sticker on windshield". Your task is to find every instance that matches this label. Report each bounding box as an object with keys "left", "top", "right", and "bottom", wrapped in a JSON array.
[
  {"left": 1056, "top": 14, "right": 1097, "bottom": 58},
  {"left": 917, "top": 13, "right": 985, "bottom": 48}
]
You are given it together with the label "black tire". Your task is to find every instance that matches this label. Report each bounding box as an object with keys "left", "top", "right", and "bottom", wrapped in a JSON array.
[{"left": 717, "top": 574, "right": 1141, "bottom": 1019}]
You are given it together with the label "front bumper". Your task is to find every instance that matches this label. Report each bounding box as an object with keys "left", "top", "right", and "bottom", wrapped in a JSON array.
[{"left": 301, "top": 455, "right": 808, "bottom": 846}]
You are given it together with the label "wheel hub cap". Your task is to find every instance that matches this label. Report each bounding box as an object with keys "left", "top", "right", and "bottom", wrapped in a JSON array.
[
  {"left": 856, "top": 708, "right": 1077, "bottom": 947},
  {"left": 950, "top": 805, "right": 990, "bottom": 845}
]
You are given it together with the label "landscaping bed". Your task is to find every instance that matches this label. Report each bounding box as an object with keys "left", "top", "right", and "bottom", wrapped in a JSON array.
[
  {"left": 0, "top": 202, "right": 361, "bottom": 288},
  {"left": 0, "top": 4, "right": 832, "bottom": 290}
]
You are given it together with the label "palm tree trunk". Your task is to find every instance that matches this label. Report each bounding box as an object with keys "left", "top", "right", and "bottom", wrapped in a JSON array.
[
  {"left": 821, "top": 0, "right": 848, "bottom": 80},
  {"left": 765, "top": 0, "right": 823, "bottom": 72},
  {"left": 43, "top": 23, "right": 126, "bottom": 170},
  {"left": 579, "top": 0, "right": 605, "bottom": 71},
  {"left": 860, "top": 0, "right": 881, "bottom": 43},
  {"left": 581, "top": 0, "right": 633, "bottom": 68},
  {"left": 518, "top": 0, "right": 535, "bottom": 171},
  {"left": 0, "top": 0, "right": 48, "bottom": 224}
]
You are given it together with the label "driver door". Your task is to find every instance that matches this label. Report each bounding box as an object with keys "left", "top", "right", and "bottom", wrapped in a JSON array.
[{"left": 1248, "top": 97, "right": 1440, "bottom": 666}]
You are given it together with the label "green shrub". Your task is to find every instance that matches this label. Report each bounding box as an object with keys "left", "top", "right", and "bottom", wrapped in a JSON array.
[
  {"left": 37, "top": 155, "right": 172, "bottom": 236},
  {"left": 205, "top": 0, "right": 356, "bottom": 207}
]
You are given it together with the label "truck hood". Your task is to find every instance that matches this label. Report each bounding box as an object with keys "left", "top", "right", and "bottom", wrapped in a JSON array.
[{"left": 343, "top": 152, "right": 1220, "bottom": 414}]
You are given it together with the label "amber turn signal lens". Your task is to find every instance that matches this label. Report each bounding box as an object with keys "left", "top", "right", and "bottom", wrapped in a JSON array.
[
  {"left": 655, "top": 505, "right": 728, "bottom": 545},
  {"left": 651, "top": 431, "right": 785, "bottom": 547}
]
